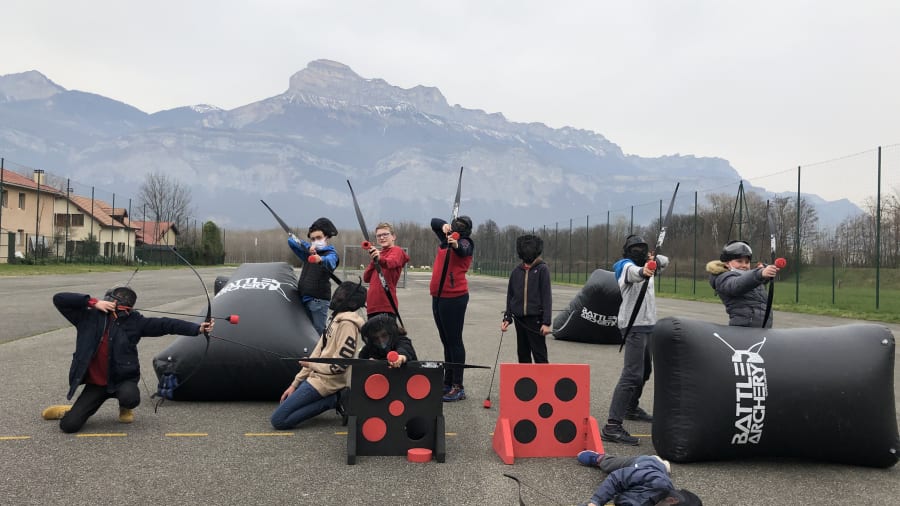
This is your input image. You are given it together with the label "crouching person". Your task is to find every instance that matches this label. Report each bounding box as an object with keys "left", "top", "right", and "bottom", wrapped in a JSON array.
[
  {"left": 270, "top": 280, "right": 367, "bottom": 429},
  {"left": 42, "top": 287, "right": 214, "bottom": 433}
]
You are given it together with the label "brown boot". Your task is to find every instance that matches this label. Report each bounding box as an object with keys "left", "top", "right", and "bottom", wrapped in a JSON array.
[
  {"left": 41, "top": 405, "right": 72, "bottom": 420},
  {"left": 118, "top": 407, "right": 134, "bottom": 423}
]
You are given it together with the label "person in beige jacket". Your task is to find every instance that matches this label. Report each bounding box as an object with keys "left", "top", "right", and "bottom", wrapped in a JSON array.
[{"left": 270, "top": 281, "right": 366, "bottom": 429}]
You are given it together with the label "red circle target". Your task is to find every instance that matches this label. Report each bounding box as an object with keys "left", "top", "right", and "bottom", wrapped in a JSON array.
[
  {"left": 361, "top": 417, "right": 387, "bottom": 442},
  {"left": 389, "top": 400, "right": 405, "bottom": 417},
  {"left": 406, "top": 374, "right": 431, "bottom": 400},
  {"left": 364, "top": 373, "right": 390, "bottom": 400}
]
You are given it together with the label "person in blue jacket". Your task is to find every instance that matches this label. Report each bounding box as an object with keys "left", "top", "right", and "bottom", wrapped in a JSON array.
[
  {"left": 288, "top": 217, "right": 340, "bottom": 336},
  {"left": 575, "top": 451, "right": 702, "bottom": 506},
  {"left": 42, "top": 287, "right": 213, "bottom": 433}
]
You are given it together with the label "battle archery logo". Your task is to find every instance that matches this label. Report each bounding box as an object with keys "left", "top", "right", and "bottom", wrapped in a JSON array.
[
  {"left": 714, "top": 332, "right": 768, "bottom": 446},
  {"left": 579, "top": 307, "right": 617, "bottom": 327},
  {"left": 216, "top": 277, "right": 292, "bottom": 302}
]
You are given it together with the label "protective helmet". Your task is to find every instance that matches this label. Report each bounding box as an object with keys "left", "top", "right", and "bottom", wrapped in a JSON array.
[
  {"left": 516, "top": 234, "right": 543, "bottom": 264},
  {"left": 451, "top": 215, "right": 473, "bottom": 237},
  {"left": 104, "top": 286, "right": 137, "bottom": 308},
  {"left": 308, "top": 217, "right": 338, "bottom": 238},
  {"left": 361, "top": 313, "right": 405, "bottom": 356},
  {"left": 329, "top": 279, "right": 367, "bottom": 313},
  {"left": 670, "top": 489, "right": 703, "bottom": 506},
  {"left": 720, "top": 240, "right": 753, "bottom": 262},
  {"left": 623, "top": 235, "right": 648, "bottom": 255}
]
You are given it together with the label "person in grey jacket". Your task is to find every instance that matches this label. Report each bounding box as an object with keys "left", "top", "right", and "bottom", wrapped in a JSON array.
[
  {"left": 603, "top": 235, "right": 668, "bottom": 446},
  {"left": 706, "top": 240, "right": 779, "bottom": 328}
]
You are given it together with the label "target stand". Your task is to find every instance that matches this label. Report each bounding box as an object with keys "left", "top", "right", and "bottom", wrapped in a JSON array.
[
  {"left": 345, "top": 361, "right": 445, "bottom": 465},
  {"left": 492, "top": 363, "right": 603, "bottom": 464}
]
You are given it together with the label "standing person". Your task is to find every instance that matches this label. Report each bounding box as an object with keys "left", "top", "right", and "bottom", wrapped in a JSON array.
[
  {"left": 501, "top": 234, "right": 552, "bottom": 363},
  {"left": 288, "top": 217, "right": 339, "bottom": 336},
  {"left": 603, "top": 235, "right": 668, "bottom": 446},
  {"left": 429, "top": 215, "right": 475, "bottom": 402},
  {"left": 363, "top": 222, "right": 410, "bottom": 320},
  {"left": 575, "top": 450, "right": 702, "bottom": 506},
  {"left": 270, "top": 280, "right": 366, "bottom": 430},
  {"left": 41, "top": 287, "right": 214, "bottom": 433},
  {"left": 706, "top": 240, "right": 779, "bottom": 328}
]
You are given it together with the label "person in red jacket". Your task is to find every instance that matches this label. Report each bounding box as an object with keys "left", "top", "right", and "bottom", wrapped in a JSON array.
[
  {"left": 429, "top": 216, "right": 475, "bottom": 402},
  {"left": 363, "top": 222, "right": 410, "bottom": 320}
]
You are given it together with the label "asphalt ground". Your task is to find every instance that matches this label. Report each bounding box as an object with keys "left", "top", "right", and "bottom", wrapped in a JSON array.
[{"left": 1, "top": 268, "right": 898, "bottom": 505}]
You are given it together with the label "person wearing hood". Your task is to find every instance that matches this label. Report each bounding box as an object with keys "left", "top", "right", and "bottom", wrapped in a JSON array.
[
  {"left": 603, "top": 235, "right": 668, "bottom": 446},
  {"left": 359, "top": 313, "right": 417, "bottom": 368},
  {"left": 42, "top": 287, "right": 214, "bottom": 433},
  {"left": 501, "top": 234, "right": 552, "bottom": 363},
  {"left": 706, "top": 240, "right": 779, "bottom": 328},
  {"left": 288, "top": 217, "right": 340, "bottom": 336},
  {"left": 271, "top": 280, "right": 367, "bottom": 430},
  {"left": 429, "top": 215, "right": 475, "bottom": 402}
]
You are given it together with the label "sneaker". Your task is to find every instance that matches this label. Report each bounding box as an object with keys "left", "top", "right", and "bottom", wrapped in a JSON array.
[
  {"left": 625, "top": 406, "right": 653, "bottom": 422},
  {"left": 651, "top": 455, "right": 671, "bottom": 474},
  {"left": 442, "top": 384, "right": 452, "bottom": 394},
  {"left": 442, "top": 385, "right": 466, "bottom": 402},
  {"left": 41, "top": 405, "right": 72, "bottom": 420},
  {"left": 601, "top": 424, "right": 639, "bottom": 445},
  {"left": 118, "top": 407, "right": 135, "bottom": 424},
  {"left": 576, "top": 450, "right": 604, "bottom": 467}
]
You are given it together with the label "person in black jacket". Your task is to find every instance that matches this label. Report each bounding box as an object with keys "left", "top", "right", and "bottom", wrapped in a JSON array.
[
  {"left": 42, "top": 287, "right": 213, "bottom": 433},
  {"left": 359, "top": 313, "right": 417, "bottom": 368},
  {"left": 501, "top": 234, "right": 552, "bottom": 363}
]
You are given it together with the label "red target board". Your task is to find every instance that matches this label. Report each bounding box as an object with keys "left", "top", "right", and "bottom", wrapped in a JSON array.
[
  {"left": 492, "top": 363, "right": 603, "bottom": 464},
  {"left": 346, "top": 362, "right": 445, "bottom": 465}
]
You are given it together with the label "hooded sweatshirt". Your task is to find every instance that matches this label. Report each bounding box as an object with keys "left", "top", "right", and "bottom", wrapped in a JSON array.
[{"left": 290, "top": 311, "right": 364, "bottom": 396}]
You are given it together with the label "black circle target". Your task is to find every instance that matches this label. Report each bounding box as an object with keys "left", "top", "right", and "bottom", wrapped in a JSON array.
[
  {"left": 514, "top": 377, "right": 538, "bottom": 402},
  {"left": 538, "top": 402, "right": 553, "bottom": 418},
  {"left": 554, "top": 419, "right": 577, "bottom": 443},
  {"left": 513, "top": 419, "right": 538, "bottom": 444},
  {"left": 554, "top": 377, "right": 577, "bottom": 402}
]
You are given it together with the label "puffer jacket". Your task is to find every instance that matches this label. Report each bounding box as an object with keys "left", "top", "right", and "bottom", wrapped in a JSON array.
[
  {"left": 706, "top": 260, "right": 771, "bottom": 328},
  {"left": 589, "top": 456, "right": 674, "bottom": 506}
]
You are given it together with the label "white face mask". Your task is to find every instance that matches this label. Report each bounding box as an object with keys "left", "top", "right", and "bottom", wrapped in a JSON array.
[{"left": 312, "top": 239, "right": 326, "bottom": 248}]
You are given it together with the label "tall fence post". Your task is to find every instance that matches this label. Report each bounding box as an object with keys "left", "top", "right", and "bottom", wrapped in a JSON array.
[
  {"left": 795, "top": 166, "right": 801, "bottom": 303},
  {"left": 876, "top": 146, "right": 882, "bottom": 309}
]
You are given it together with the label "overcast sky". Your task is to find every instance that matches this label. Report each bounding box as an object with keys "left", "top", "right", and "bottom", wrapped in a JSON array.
[{"left": 3, "top": 1, "right": 898, "bottom": 204}]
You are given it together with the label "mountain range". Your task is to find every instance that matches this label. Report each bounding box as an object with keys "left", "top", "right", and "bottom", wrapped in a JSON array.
[{"left": 0, "top": 59, "right": 861, "bottom": 230}]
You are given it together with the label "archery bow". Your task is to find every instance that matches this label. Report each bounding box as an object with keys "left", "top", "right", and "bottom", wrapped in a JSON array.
[
  {"left": 619, "top": 182, "right": 679, "bottom": 352},
  {"left": 436, "top": 166, "right": 464, "bottom": 299},
  {"left": 762, "top": 201, "right": 782, "bottom": 328},
  {"left": 279, "top": 356, "right": 490, "bottom": 370},
  {"left": 153, "top": 246, "right": 214, "bottom": 402},
  {"left": 261, "top": 199, "right": 342, "bottom": 285},
  {"left": 346, "top": 180, "right": 405, "bottom": 328}
]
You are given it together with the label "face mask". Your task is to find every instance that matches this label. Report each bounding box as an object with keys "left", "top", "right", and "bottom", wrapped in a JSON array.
[{"left": 312, "top": 240, "right": 326, "bottom": 249}]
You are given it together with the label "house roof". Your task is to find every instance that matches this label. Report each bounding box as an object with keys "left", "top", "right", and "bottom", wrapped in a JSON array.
[
  {"left": 131, "top": 220, "right": 179, "bottom": 245},
  {"left": 66, "top": 195, "right": 131, "bottom": 229},
  {"left": 0, "top": 169, "right": 65, "bottom": 196}
]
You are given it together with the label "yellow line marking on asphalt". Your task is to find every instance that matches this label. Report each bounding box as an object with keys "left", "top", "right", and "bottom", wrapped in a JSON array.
[
  {"left": 335, "top": 431, "right": 348, "bottom": 435},
  {"left": 164, "top": 433, "right": 208, "bottom": 437},
  {"left": 445, "top": 432, "right": 457, "bottom": 436},
  {"left": 245, "top": 432, "right": 293, "bottom": 437},
  {"left": 0, "top": 436, "right": 31, "bottom": 440},
  {"left": 76, "top": 433, "right": 127, "bottom": 437}
]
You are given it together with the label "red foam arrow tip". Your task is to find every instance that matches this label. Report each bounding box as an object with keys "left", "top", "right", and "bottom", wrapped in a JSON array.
[
  {"left": 361, "top": 241, "right": 371, "bottom": 249},
  {"left": 227, "top": 315, "right": 240, "bottom": 324},
  {"left": 450, "top": 232, "right": 460, "bottom": 240},
  {"left": 387, "top": 351, "right": 399, "bottom": 362},
  {"left": 646, "top": 260, "right": 657, "bottom": 271},
  {"left": 775, "top": 257, "right": 787, "bottom": 268}
]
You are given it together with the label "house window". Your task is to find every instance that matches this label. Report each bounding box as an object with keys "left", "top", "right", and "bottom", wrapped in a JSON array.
[
  {"left": 18, "top": 193, "right": 26, "bottom": 210},
  {"left": 1, "top": 189, "right": 7, "bottom": 208},
  {"left": 117, "top": 242, "right": 125, "bottom": 254},
  {"left": 54, "top": 213, "right": 85, "bottom": 227}
]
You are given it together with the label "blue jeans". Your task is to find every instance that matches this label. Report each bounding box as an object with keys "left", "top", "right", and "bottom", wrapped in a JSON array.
[
  {"left": 304, "top": 298, "right": 330, "bottom": 336},
  {"left": 270, "top": 381, "right": 336, "bottom": 430}
]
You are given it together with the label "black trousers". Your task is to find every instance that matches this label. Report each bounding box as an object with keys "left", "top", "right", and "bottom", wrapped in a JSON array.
[
  {"left": 60, "top": 382, "right": 140, "bottom": 433},
  {"left": 513, "top": 314, "right": 549, "bottom": 364},
  {"left": 432, "top": 294, "right": 468, "bottom": 387}
]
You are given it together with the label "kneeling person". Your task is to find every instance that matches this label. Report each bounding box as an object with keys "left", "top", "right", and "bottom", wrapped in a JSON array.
[
  {"left": 359, "top": 313, "right": 417, "bottom": 368},
  {"left": 43, "top": 287, "right": 214, "bottom": 433}
]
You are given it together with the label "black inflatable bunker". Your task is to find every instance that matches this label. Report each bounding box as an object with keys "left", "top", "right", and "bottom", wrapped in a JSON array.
[
  {"left": 652, "top": 317, "right": 898, "bottom": 468},
  {"left": 153, "top": 262, "right": 320, "bottom": 401},
  {"left": 552, "top": 269, "right": 621, "bottom": 344}
]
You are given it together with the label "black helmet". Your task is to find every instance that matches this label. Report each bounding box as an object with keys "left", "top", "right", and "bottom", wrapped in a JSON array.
[
  {"left": 329, "top": 279, "right": 367, "bottom": 313},
  {"left": 720, "top": 240, "right": 752, "bottom": 262},
  {"left": 361, "top": 313, "right": 405, "bottom": 356},
  {"left": 516, "top": 234, "right": 543, "bottom": 264},
  {"left": 308, "top": 217, "right": 338, "bottom": 238},
  {"left": 669, "top": 489, "right": 703, "bottom": 505},
  {"left": 623, "top": 235, "right": 648, "bottom": 254},
  {"left": 451, "top": 216, "right": 473, "bottom": 237},
  {"left": 104, "top": 286, "right": 137, "bottom": 307}
]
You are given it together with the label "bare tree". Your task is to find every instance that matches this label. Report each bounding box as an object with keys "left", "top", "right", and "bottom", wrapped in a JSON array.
[{"left": 137, "top": 172, "right": 194, "bottom": 231}]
